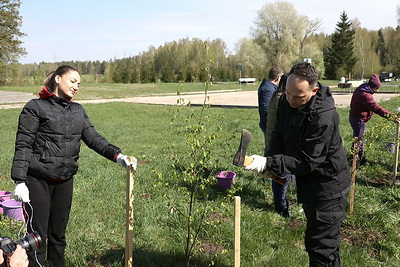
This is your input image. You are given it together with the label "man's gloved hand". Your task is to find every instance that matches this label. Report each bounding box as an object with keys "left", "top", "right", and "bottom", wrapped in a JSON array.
[
  {"left": 245, "top": 155, "right": 267, "bottom": 172},
  {"left": 116, "top": 154, "right": 137, "bottom": 171},
  {"left": 14, "top": 183, "right": 30, "bottom": 202}
]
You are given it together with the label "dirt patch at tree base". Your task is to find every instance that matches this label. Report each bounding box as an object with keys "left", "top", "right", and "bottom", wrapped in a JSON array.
[
  {"left": 196, "top": 242, "right": 225, "bottom": 257},
  {"left": 341, "top": 224, "right": 384, "bottom": 248},
  {"left": 288, "top": 219, "right": 305, "bottom": 230}
]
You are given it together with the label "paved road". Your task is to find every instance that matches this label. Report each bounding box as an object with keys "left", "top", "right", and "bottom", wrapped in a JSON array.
[{"left": 0, "top": 90, "right": 398, "bottom": 110}]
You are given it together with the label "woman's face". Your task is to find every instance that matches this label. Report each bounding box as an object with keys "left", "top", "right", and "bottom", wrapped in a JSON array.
[{"left": 55, "top": 70, "right": 81, "bottom": 100}]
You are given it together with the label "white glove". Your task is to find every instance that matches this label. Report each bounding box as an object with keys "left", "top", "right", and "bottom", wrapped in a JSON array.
[
  {"left": 116, "top": 154, "right": 137, "bottom": 171},
  {"left": 14, "top": 183, "right": 30, "bottom": 202},
  {"left": 245, "top": 155, "right": 267, "bottom": 172}
]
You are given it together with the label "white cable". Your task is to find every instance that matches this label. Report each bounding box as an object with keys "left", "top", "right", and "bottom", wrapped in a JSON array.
[
  {"left": 18, "top": 202, "right": 28, "bottom": 238},
  {"left": 20, "top": 202, "right": 43, "bottom": 267}
]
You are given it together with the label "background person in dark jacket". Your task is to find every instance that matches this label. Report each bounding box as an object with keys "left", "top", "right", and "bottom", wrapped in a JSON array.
[
  {"left": 349, "top": 74, "right": 398, "bottom": 165},
  {"left": 258, "top": 66, "right": 283, "bottom": 155},
  {"left": 245, "top": 62, "right": 351, "bottom": 266},
  {"left": 11, "top": 65, "right": 136, "bottom": 267}
]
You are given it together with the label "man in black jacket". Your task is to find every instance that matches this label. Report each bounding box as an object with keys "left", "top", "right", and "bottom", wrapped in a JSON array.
[{"left": 246, "top": 62, "right": 350, "bottom": 267}]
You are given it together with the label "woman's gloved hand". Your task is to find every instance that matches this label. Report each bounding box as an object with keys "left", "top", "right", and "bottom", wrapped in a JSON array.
[
  {"left": 116, "top": 154, "right": 138, "bottom": 171},
  {"left": 14, "top": 183, "right": 30, "bottom": 202}
]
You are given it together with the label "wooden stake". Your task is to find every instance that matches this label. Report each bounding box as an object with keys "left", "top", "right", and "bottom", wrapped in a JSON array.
[
  {"left": 393, "top": 122, "right": 400, "bottom": 185},
  {"left": 349, "top": 138, "right": 358, "bottom": 214},
  {"left": 234, "top": 196, "right": 241, "bottom": 267},
  {"left": 125, "top": 162, "right": 135, "bottom": 267}
]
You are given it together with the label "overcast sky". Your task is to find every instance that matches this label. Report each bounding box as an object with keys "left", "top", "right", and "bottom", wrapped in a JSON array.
[{"left": 19, "top": 0, "right": 399, "bottom": 64}]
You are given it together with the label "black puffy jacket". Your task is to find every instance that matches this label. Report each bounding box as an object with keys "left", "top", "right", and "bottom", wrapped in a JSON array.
[
  {"left": 11, "top": 95, "right": 121, "bottom": 183},
  {"left": 266, "top": 82, "right": 351, "bottom": 203}
]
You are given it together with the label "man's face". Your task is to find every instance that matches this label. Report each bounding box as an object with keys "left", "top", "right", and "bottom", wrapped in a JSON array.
[{"left": 285, "top": 74, "right": 318, "bottom": 110}]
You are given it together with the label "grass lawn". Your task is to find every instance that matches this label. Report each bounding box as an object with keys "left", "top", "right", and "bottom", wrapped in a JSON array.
[
  {"left": 0, "top": 81, "right": 258, "bottom": 101},
  {"left": 0, "top": 88, "right": 399, "bottom": 266}
]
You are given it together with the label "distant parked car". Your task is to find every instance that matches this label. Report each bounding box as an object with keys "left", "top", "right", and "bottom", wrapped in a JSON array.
[
  {"left": 238, "top": 77, "right": 256, "bottom": 84},
  {"left": 380, "top": 72, "right": 393, "bottom": 82}
]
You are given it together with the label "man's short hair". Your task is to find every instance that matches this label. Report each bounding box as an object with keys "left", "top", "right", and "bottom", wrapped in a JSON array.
[
  {"left": 268, "top": 66, "right": 283, "bottom": 80},
  {"left": 289, "top": 62, "right": 318, "bottom": 87}
]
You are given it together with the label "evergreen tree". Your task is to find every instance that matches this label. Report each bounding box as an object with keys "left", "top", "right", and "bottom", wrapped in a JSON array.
[
  {"left": 324, "top": 11, "right": 357, "bottom": 79},
  {"left": 376, "top": 29, "right": 387, "bottom": 68}
]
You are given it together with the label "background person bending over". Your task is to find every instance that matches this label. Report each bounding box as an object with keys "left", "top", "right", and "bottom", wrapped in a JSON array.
[
  {"left": 245, "top": 62, "right": 350, "bottom": 266},
  {"left": 11, "top": 65, "right": 137, "bottom": 267},
  {"left": 349, "top": 74, "right": 399, "bottom": 165}
]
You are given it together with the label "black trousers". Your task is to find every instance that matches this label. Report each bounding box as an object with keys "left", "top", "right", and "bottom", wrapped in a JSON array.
[
  {"left": 23, "top": 175, "right": 74, "bottom": 267},
  {"left": 302, "top": 196, "right": 347, "bottom": 267}
]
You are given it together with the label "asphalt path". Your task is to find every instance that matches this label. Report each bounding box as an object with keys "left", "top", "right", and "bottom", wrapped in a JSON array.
[{"left": 0, "top": 90, "right": 398, "bottom": 110}]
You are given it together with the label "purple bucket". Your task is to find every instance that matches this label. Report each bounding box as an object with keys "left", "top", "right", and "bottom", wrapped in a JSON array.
[
  {"left": 216, "top": 171, "right": 236, "bottom": 190},
  {"left": 2, "top": 199, "right": 24, "bottom": 222},
  {"left": 0, "top": 191, "right": 12, "bottom": 214}
]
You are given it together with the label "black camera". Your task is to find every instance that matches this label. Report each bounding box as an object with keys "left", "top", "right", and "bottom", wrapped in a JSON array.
[{"left": 0, "top": 231, "right": 42, "bottom": 255}]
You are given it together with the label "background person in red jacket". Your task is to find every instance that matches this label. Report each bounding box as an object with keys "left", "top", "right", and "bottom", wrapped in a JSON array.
[{"left": 349, "top": 74, "right": 398, "bottom": 165}]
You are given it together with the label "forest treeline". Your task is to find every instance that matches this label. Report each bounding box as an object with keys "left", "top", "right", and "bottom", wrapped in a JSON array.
[
  {"left": 4, "top": 24, "right": 399, "bottom": 86},
  {"left": 5, "top": 38, "right": 241, "bottom": 85},
  {"left": 2, "top": 1, "right": 400, "bottom": 85}
]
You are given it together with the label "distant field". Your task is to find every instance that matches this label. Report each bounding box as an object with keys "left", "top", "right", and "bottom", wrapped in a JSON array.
[
  {"left": 0, "top": 80, "right": 399, "bottom": 101},
  {"left": 0, "top": 82, "right": 256, "bottom": 100}
]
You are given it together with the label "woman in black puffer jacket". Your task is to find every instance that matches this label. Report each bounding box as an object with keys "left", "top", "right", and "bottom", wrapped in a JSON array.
[{"left": 11, "top": 65, "right": 136, "bottom": 267}]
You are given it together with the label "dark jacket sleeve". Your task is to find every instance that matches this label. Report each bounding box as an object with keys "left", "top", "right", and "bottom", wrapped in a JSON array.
[
  {"left": 265, "top": 92, "right": 283, "bottom": 152},
  {"left": 80, "top": 109, "right": 121, "bottom": 161},
  {"left": 11, "top": 101, "right": 40, "bottom": 183},
  {"left": 260, "top": 86, "right": 275, "bottom": 114},
  {"left": 267, "top": 95, "right": 286, "bottom": 156}
]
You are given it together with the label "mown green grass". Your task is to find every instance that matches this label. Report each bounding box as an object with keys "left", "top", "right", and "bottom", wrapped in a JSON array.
[
  {"left": 0, "top": 81, "right": 258, "bottom": 101},
  {"left": 0, "top": 94, "right": 399, "bottom": 266}
]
